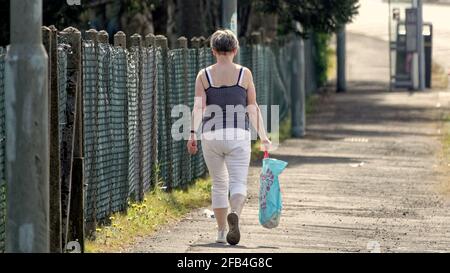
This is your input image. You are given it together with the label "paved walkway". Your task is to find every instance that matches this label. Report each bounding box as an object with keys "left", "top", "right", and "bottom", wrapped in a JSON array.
[{"left": 125, "top": 33, "right": 450, "bottom": 253}]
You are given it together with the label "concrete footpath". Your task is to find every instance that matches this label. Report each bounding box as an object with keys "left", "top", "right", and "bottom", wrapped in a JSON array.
[{"left": 125, "top": 33, "right": 450, "bottom": 253}]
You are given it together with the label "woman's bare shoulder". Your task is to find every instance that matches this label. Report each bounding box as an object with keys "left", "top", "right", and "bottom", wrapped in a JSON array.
[{"left": 239, "top": 66, "right": 253, "bottom": 79}]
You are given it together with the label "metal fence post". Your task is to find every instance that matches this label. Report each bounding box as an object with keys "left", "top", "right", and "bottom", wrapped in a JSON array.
[
  {"left": 222, "top": 0, "right": 239, "bottom": 63},
  {"left": 60, "top": 27, "right": 84, "bottom": 252},
  {"left": 130, "top": 33, "right": 144, "bottom": 201},
  {"left": 5, "top": 0, "right": 49, "bottom": 253}
]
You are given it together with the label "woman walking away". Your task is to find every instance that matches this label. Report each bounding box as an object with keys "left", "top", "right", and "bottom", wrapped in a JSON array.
[{"left": 187, "top": 29, "right": 271, "bottom": 245}]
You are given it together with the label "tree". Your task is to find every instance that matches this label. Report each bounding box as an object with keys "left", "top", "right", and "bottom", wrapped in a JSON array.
[{"left": 256, "top": 0, "right": 359, "bottom": 36}]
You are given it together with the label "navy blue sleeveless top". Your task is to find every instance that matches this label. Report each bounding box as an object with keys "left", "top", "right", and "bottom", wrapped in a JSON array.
[{"left": 202, "top": 66, "right": 250, "bottom": 133}]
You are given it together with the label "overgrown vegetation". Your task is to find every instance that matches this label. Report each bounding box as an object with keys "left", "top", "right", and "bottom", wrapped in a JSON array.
[
  {"left": 314, "top": 33, "right": 332, "bottom": 87},
  {"left": 431, "top": 62, "right": 449, "bottom": 90},
  {"left": 85, "top": 178, "right": 211, "bottom": 253},
  {"left": 256, "top": 0, "right": 359, "bottom": 36},
  {"left": 441, "top": 114, "right": 450, "bottom": 196}
]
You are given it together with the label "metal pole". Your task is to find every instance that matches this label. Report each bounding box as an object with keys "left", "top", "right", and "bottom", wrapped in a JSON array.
[
  {"left": 291, "top": 36, "right": 306, "bottom": 138},
  {"left": 337, "top": 25, "right": 346, "bottom": 93},
  {"left": 417, "top": 0, "right": 425, "bottom": 90},
  {"left": 388, "top": 0, "right": 393, "bottom": 91},
  {"left": 5, "top": 0, "right": 49, "bottom": 252},
  {"left": 222, "top": 0, "right": 237, "bottom": 33},
  {"left": 222, "top": 0, "right": 239, "bottom": 63}
]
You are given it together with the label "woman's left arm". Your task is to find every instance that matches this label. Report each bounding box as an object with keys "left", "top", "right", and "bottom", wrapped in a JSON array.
[{"left": 245, "top": 69, "right": 271, "bottom": 151}]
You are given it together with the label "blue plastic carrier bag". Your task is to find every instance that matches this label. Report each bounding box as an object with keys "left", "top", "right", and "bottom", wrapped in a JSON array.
[{"left": 259, "top": 151, "right": 288, "bottom": 229}]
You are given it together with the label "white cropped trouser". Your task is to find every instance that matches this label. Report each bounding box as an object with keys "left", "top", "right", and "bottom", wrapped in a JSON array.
[{"left": 201, "top": 128, "right": 251, "bottom": 209}]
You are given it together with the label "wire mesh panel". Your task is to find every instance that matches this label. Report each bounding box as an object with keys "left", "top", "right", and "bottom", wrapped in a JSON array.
[
  {"left": 57, "top": 46, "right": 68, "bottom": 146},
  {"left": 156, "top": 46, "right": 175, "bottom": 188},
  {"left": 168, "top": 49, "right": 186, "bottom": 188},
  {"left": 268, "top": 45, "right": 290, "bottom": 121},
  {"left": 84, "top": 40, "right": 130, "bottom": 223},
  {"left": 184, "top": 48, "right": 198, "bottom": 184},
  {"left": 239, "top": 45, "right": 252, "bottom": 69},
  {"left": 109, "top": 46, "right": 129, "bottom": 212},
  {"left": 127, "top": 45, "right": 140, "bottom": 199},
  {"left": 95, "top": 42, "right": 115, "bottom": 219},
  {"left": 0, "top": 47, "right": 6, "bottom": 253},
  {"left": 275, "top": 41, "right": 293, "bottom": 121},
  {"left": 83, "top": 40, "right": 99, "bottom": 223},
  {"left": 142, "top": 47, "right": 156, "bottom": 192}
]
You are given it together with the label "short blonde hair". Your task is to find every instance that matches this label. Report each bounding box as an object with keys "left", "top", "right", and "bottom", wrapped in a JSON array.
[{"left": 210, "top": 29, "right": 239, "bottom": 53}]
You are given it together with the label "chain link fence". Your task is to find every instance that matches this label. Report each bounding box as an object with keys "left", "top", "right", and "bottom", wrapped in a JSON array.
[{"left": 0, "top": 29, "right": 320, "bottom": 252}]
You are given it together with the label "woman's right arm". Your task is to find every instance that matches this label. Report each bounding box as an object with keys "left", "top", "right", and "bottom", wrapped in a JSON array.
[{"left": 187, "top": 71, "right": 207, "bottom": 154}]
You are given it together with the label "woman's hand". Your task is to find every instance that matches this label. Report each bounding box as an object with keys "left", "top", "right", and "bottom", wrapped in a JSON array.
[
  {"left": 260, "top": 137, "right": 272, "bottom": 152},
  {"left": 187, "top": 134, "right": 198, "bottom": 155}
]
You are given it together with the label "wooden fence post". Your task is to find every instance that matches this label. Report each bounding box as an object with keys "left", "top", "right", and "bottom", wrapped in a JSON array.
[
  {"left": 155, "top": 35, "right": 173, "bottom": 190},
  {"left": 130, "top": 33, "right": 144, "bottom": 201},
  {"left": 42, "top": 25, "right": 63, "bottom": 253},
  {"left": 177, "top": 36, "right": 190, "bottom": 188},
  {"left": 145, "top": 33, "right": 159, "bottom": 187},
  {"left": 60, "top": 26, "right": 84, "bottom": 252}
]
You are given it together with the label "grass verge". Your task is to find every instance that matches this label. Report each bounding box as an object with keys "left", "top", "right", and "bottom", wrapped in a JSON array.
[
  {"left": 432, "top": 62, "right": 449, "bottom": 90},
  {"left": 85, "top": 178, "right": 211, "bottom": 253}
]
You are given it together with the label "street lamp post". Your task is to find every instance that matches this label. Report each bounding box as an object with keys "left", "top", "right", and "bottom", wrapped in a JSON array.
[
  {"left": 337, "top": 26, "right": 346, "bottom": 93},
  {"left": 5, "top": 0, "right": 49, "bottom": 252},
  {"left": 222, "top": 0, "right": 239, "bottom": 63}
]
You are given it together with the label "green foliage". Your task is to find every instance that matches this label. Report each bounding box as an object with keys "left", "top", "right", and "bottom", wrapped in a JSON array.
[
  {"left": 256, "top": 0, "right": 359, "bottom": 36},
  {"left": 125, "top": 0, "right": 162, "bottom": 14},
  {"left": 0, "top": 0, "right": 9, "bottom": 46},
  {"left": 42, "top": 0, "right": 84, "bottom": 30},
  {"left": 314, "top": 32, "right": 331, "bottom": 87}
]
